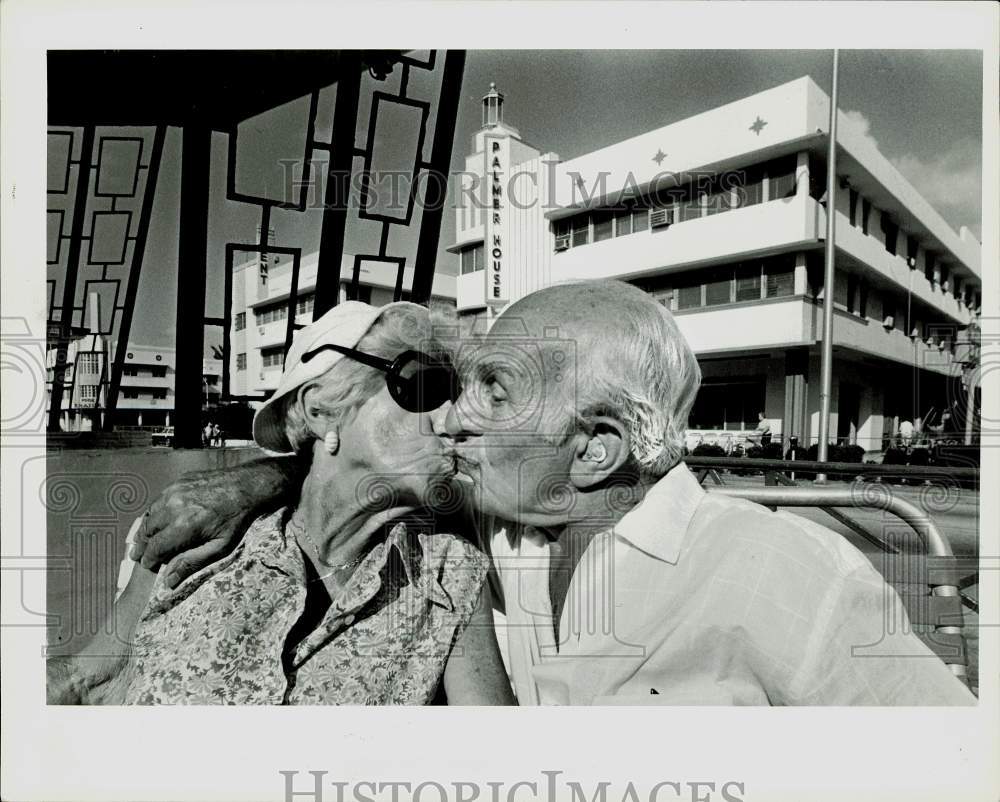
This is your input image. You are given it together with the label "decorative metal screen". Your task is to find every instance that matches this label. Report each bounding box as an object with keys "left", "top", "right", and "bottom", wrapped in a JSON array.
[{"left": 45, "top": 50, "right": 465, "bottom": 445}]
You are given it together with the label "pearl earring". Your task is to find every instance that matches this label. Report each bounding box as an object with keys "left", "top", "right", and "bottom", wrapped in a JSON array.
[{"left": 324, "top": 429, "right": 340, "bottom": 455}]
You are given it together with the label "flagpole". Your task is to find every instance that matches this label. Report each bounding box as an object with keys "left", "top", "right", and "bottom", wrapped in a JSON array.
[{"left": 816, "top": 49, "right": 840, "bottom": 483}]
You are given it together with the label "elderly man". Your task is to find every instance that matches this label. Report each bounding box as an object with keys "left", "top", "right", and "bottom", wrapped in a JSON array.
[{"left": 137, "top": 280, "right": 973, "bottom": 705}]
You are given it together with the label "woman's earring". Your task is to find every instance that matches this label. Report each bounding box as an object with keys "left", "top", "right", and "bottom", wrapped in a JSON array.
[{"left": 324, "top": 429, "right": 340, "bottom": 455}]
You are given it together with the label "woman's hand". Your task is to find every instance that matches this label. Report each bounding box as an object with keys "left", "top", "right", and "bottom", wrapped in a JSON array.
[{"left": 132, "top": 456, "right": 303, "bottom": 588}]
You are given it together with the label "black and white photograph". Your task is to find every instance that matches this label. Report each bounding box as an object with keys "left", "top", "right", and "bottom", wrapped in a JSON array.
[{"left": 2, "top": 2, "right": 998, "bottom": 801}]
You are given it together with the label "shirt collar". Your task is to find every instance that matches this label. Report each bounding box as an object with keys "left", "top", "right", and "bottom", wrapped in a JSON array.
[
  {"left": 611, "top": 461, "right": 706, "bottom": 564},
  {"left": 264, "top": 509, "right": 454, "bottom": 613}
]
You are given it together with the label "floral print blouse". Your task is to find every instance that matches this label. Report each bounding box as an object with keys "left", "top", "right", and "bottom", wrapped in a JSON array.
[{"left": 122, "top": 508, "right": 489, "bottom": 705}]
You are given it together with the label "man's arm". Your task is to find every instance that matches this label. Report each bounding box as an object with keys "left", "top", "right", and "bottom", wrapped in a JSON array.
[
  {"left": 47, "top": 562, "right": 157, "bottom": 704},
  {"left": 133, "top": 455, "right": 306, "bottom": 588}
]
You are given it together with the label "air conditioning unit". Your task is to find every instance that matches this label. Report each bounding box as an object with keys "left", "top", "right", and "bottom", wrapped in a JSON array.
[
  {"left": 882, "top": 315, "right": 894, "bottom": 329},
  {"left": 554, "top": 234, "right": 570, "bottom": 251},
  {"left": 649, "top": 207, "right": 673, "bottom": 229}
]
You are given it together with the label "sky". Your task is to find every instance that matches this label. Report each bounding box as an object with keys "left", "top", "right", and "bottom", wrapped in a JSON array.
[{"left": 65, "top": 50, "right": 983, "bottom": 352}]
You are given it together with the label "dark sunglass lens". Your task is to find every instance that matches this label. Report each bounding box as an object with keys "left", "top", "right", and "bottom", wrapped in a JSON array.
[{"left": 403, "top": 365, "right": 458, "bottom": 412}]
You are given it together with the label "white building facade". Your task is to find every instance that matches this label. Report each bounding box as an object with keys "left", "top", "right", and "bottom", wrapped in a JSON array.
[
  {"left": 46, "top": 336, "right": 221, "bottom": 431},
  {"left": 228, "top": 249, "right": 457, "bottom": 399},
  {"left": 449, "top": 79, "right": 982, "bottom": 451}
]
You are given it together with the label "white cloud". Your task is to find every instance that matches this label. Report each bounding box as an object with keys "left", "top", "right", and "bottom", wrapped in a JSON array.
[
  {"left": 841, "top": 109, "right": 880, "bottom": 150},
  {"left": 840, "top": 108, "right": 981, "bottom": 237},
  {"left": 889, "top": 143, "right": 982, "bottom": 238}
]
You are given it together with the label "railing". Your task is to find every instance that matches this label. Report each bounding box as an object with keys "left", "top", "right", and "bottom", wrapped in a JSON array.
[
  {"left": 684, "top": 456, "right": 979, "bottom": 483},
  {"left": 705, "top": 483, "right": 975, "bottom": 683},
  {"left": 686, "top": 454, "right": 978, "bottom": 593}
]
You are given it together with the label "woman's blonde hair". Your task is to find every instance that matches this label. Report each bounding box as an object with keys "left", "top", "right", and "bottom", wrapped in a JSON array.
[{"left": 281, "top": 303, "right": 454, "bottom": 453}]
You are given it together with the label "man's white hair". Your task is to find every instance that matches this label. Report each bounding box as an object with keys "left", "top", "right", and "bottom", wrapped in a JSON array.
[{"left": 552, "top": 280, "right": 702, "bottom": 477}]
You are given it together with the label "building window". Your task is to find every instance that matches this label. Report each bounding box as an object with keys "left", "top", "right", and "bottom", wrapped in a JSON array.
[
  {"left": 849, "top": 189, "right": 859, "bottom": 226},
  {"left": 704, "top": 269, "right": 732, "bottom": 306},
  {"left": 676, "top": 280, "right": 702, "bottom": 310},
  {"left": 631, "top": 206, "right": 649, "bottom": 233},
  {"left": 77, "top": 353, "right": 99, "bottom": 374},
  {"left": 861, "top": 198, "right": 871, "bottom": 235},
  {"left": 847, "top": 273, "right": 859, "bottom": 312},
  {"left": 256, "top": 304, "right": 288, "bottom": 326},
  {"left": 79, "top": 384, "right": 98, "bottom": 402},
  {"left": 460, "top": 243, "right": 484, "bottom": 274},
  {"left": 765, "top": 257, "right": 795, "bottom": 298},
  {"left": 704, "top": 184, "right": 732, "bottom": 216},
  {"left": 345, "top": 283, "right": 373, "bottom": 303},
  {"left": 735, "top": 262, "right": 762, "bottom": 302},
  {"left": 571, "top": 215, "right": 590, "bottom": 247},
  {"left": 881, "top": 217, "right": 899, "bottom": 256},
  {"left": 734, "top": 166, "right": 765, "bottom": 208},
  {"left": 767, "top": 169, "right": 796, "bottom": 200},
  {"left": 808, "top": 156, "right": 827, "bottom": 200},
  {"left": 261, "top": 347, "right": 284, "bottom": 369},
  {"left": 236, "top": 353, "right": 246, "bottom": 371},
  {"left": 924, "top": 251, "right": 935, "bottom": 283},
  {"left": 676, "top": 195, "right": 703, "bottom": 223},
  {"left": 833, "top": 269, "right": 850, "bottom": 308},
  {"left": 592, "top": 211, "right": 613, "bottom": 243},
  {"left": 235, "top": 312, "right": 246, "bottom": 331},
  {"left": 689, "top": 379, "right": 766, "bottom": 431},
  {"left": 939, "top": 264, "right": 950, "bottom": 292},
  {"left": 650, "top": 289, "right": 672, "bottom": 308},
  {"left": 296, "top": 294, "right": 314, "bottom": 316},
  {"left": 614, "top": 208, "right": 632, "bottom": 236},
  {"left": 907, "top": 236, "right": 919, "bottom": 266}
]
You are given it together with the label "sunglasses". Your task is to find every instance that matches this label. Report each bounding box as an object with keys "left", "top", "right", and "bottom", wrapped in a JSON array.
[{"left": 300, "top": 343, "right": 461, "bottom": 414}]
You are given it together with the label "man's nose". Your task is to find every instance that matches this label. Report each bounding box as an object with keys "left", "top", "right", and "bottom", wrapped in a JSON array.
[{"left": 440, "top": 393, "right": 482, "bottom": 440}]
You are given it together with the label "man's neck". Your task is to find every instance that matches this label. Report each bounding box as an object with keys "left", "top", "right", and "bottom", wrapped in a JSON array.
[{"left": 540, "top": 474, "right": 655, "bottom": 544}]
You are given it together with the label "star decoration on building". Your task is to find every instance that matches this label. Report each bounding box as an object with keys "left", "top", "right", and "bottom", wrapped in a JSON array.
[
  {"left": 749, "top": 116, "right": 768, "bottom": 135},
  {"left": 652, "top": 148, "right": 667, "bottom": 166}
]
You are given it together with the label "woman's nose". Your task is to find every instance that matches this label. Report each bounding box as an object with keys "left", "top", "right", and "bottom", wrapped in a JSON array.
[{"left": 428, "top": 401, "right": 452, "bottom": 437}]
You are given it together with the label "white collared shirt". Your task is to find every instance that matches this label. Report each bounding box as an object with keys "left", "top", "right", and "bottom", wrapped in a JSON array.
[{"left": 486, "top": 463, "right": 974, "bottom": 705}]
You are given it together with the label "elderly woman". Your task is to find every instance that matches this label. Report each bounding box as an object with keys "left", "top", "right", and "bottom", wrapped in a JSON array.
[{"left": 48, "top": 301, "right": 514, "bottom": 705}]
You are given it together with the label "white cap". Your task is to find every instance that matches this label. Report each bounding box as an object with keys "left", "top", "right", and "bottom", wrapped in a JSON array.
[{"left": 252, "top": 300, "right": 426, "bottom": 454}]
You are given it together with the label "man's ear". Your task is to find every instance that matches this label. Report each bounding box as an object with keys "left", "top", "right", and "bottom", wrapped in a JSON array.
[
  {"left": 569, "top": 415, "right": 631, "bottom": 489},
  {"left": 297, "top": 383, "right": 331, "bottom": 439}
]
